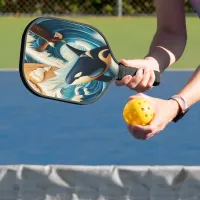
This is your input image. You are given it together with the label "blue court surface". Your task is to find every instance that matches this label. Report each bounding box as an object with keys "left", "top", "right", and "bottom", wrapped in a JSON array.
[{"left": 0, "top": 70, "right": 199, "bottom": 165}]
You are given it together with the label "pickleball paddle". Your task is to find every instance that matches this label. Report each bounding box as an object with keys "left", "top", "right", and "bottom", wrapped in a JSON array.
[{"left": 19, "top": 17, "right": 160, "bottom": 105}]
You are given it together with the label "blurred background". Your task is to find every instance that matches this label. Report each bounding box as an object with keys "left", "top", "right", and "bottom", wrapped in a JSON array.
[
  {"left": 1, "top": 0, "right": 200, "bottom": 69},
  {"left": 0, "top": 1, "right": 200, "bottom": 165},
  {"left": 0, "top": 0, "right": 195, "bottom": 16}
]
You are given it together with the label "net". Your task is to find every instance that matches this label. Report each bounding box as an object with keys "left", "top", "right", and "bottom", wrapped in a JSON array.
[{"left": 1, "top": 165, "right": 200, "bottom": 200}]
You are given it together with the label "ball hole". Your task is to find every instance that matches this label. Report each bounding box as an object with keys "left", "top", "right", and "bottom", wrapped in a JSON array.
[
  {"left": 145, "top": 114, "right": 148, "bottom": 117},
  {"left": 141, "top": 108, "right": 144, "bottom": 111}
]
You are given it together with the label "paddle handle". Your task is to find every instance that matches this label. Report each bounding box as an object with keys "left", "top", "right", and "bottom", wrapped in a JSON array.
[{"left": 117, "top": 64, "right": 160, "bottom": 86}]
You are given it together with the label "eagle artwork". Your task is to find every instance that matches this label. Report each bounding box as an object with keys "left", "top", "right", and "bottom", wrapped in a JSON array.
[{"left": 23, "top": 18, "right": 117, "bottom": 104}]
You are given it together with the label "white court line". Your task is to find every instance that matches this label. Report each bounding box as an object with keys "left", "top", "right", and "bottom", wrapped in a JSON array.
[
  {"left": 0, "top": 69, "right": 18, "bottom": 71},
  {"left": 166, "top": 68, "right": 194, "bottom": 71},
  {"left": 0, "top": 68, "right": 195, "bottom": 72}
]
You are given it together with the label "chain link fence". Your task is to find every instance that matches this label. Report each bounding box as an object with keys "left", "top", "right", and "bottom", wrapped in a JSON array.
[{"left": 0, "top": 0, "right": 195, "bottom": 16}]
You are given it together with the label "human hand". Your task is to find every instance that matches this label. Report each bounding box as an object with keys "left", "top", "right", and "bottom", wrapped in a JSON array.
[
  {"left": 115, "top": 57, "right": 160, "bottom": 92},
  {"left": 126, "top": 93, "right": 180, "bottom": 140}
]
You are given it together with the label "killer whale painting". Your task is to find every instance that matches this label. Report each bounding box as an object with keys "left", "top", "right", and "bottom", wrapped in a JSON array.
[{"left": 19, "top": 17, "right": 160, "bottom": 105}]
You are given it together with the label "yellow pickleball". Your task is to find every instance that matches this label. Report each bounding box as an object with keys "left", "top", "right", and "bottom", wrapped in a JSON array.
[{"left": 123, "top": 98, "right": 155, "bottom": 126}]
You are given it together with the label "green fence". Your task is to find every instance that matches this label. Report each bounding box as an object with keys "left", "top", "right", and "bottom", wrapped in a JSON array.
[{"left": 0, "top": 0, "right": 195, "bottom": 16}]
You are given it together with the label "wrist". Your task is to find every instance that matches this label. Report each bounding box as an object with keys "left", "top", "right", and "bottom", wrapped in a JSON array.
[
  {"left": 168, "top": 95, "right": 189, "bottom": 123},
  {"left": 144, "top": 56, "right": 160, "bottom": 72},
  {"left": 145, "top": 46, "right": 176, "bottom": 72},
  {"left": 168, "top": 99, "right": 181, "bottom": 120}
]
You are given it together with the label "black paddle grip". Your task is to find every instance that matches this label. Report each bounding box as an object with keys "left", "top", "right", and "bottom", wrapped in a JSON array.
[{"left": 117, "top": 64, "right": 160, "bottom": 86}]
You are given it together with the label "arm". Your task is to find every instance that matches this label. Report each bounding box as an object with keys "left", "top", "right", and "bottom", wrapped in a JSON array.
[
  {"left": 175, "top": 66, "right": 200, "bottom": 108},
  {"left": 145, "top": 0, "right": 187, "bottom": 72},
  {"left": 115, "top": 0, "right": 187, "bottom": 92},
  {"left": 127, "top": 65, "right": 200, "bottom": 141},
  {"left": 127, "top": 67, "right": 200, "bottom": 140}
]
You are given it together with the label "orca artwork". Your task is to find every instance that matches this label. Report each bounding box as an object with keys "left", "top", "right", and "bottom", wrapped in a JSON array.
[{"left": 19, "top": 17, "right": 160, "bottom": 105}]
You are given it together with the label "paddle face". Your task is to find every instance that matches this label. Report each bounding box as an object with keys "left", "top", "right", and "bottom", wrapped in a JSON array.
[{"left": 19, "top": 17, "right": 119, "bottom": 105}]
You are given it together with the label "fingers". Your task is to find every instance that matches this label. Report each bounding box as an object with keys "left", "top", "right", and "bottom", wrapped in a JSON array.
[
  {"left": 128, "top": 124, "right": 160, "bottom": 140},
  {"left": 120, "top": 59, "right": 130, "bottom": 66},
  {"left": 125, "top": 95, "right": 172, "bottom": 140},
  {"left": 129, "top": 93, "right": 146, "bottom": 101},
  {"left": 127, "top": 124, "right": 146, "bottom": 140},
  {"left": 127, "top": 115, "right": 165, "bottom": 140},
  {"left": 115, "top": 59, "right": 144, "bottom": 88},
  {"left": 115, "top": 75, "right": 132, "bottom": 86},
  {"left": 139, "top": 67, "right": 150, "bottom": 88},
  {"left": 120, "top": 59, "right": 146, "bottom": 67},
  {"left": 115, "top": 61, "right": 156, "bottom": 92},
  {"left": 148, "top": 69, "right": 156, "bottom": 88},
  {"left": 127, "top": 69, "right": 143, "bottom": 89},
  {"left": 134, "top": 67, "right": 152, "bottom": 92}
]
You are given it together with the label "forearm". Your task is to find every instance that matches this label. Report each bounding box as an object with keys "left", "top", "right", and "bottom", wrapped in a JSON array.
[
  {"left": 145, "top": 0, "right": 187, "bottom": 73},
  {"left": 145, "top": 30, "right": 187, "bottom": 73},
  {"left": 176, "top": 66, "right": 200, "bottom": 107}
]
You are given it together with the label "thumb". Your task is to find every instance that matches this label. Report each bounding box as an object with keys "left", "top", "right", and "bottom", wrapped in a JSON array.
[
  {"left": 130, "top": 94, "right": 158, "bottom": 110},
  {"left": 129, "top": 93, "right": 148, "bottom": 101},
  {"left": 120, "top": 59, "right": 146, "bottom": 68},
  {"left": 131, "top": 112, "right": 161, "bottom": 137}
]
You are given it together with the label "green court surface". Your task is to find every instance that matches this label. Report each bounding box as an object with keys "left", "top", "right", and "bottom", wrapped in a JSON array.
[{"left": 0, "top": 16, "right": 199, "bottom": 69}]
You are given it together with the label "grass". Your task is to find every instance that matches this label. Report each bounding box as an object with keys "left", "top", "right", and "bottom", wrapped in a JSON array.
[{"left": 0, "top": 16, "right": 200, "bottom": 69}]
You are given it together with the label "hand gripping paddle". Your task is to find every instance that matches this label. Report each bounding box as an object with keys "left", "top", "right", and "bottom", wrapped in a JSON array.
[{"left": 19, "top": 17, "right": 160, "bottom": 105}]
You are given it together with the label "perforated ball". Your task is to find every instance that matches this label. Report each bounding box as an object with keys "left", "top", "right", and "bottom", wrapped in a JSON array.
[{"left": 123, "top": 98, "right": 155, "bottom": 126}]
